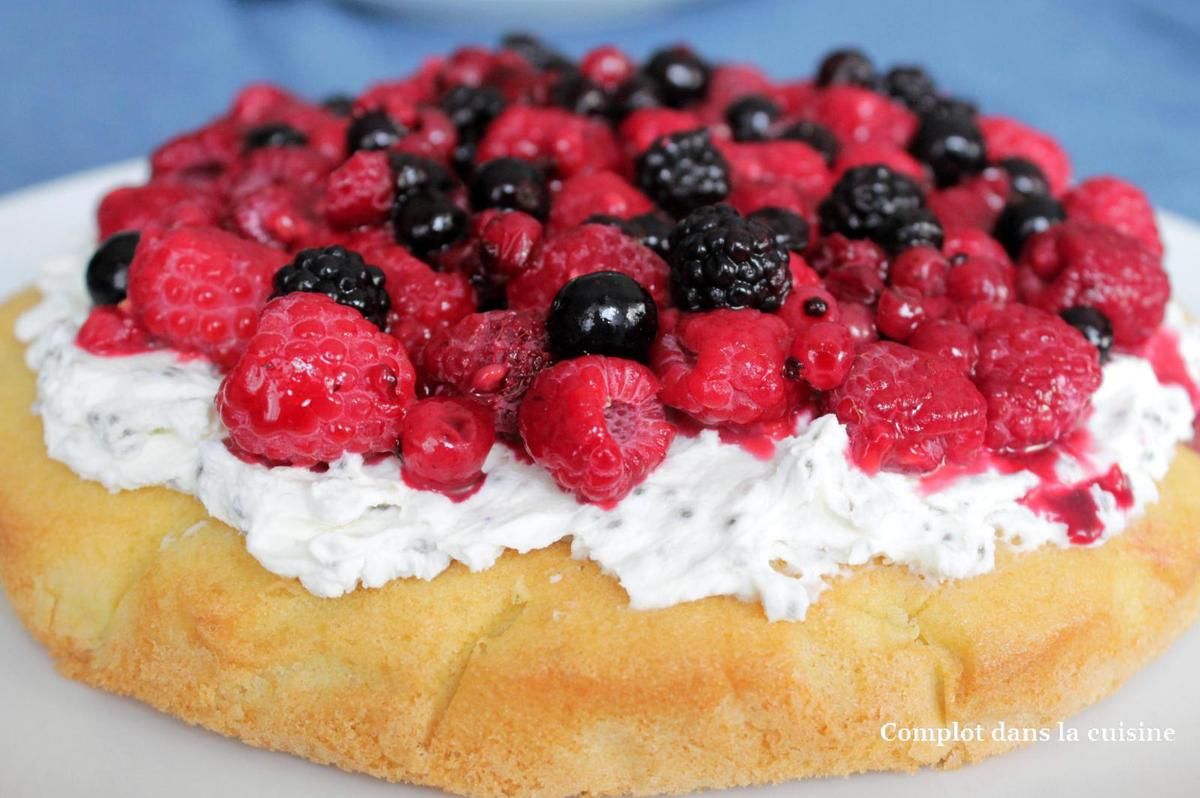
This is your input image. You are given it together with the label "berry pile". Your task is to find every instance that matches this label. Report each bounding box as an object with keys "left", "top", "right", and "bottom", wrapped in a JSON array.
[{"left": 78, "top": 36, "right": 1171, "bottom": 505}]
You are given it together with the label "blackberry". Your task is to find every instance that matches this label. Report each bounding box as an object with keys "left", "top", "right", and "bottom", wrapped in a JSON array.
[
  {"left": 321, "top": 94, "right": 355, "bottom": 118},
  {"left": 925, "top": 96, "right": 978, "bottom": 121},
  {"left": 993, "top": 195, "right": 1065, "bottom": 258},
  {"left": 608, "top": 73, "right": 662, "bottom": 120},
  {"left": 86, "top": 231, "right": 140, "bottom": 305},
  {"left": 439, "top": 85, "right": 505, "bottom": 141},
  {"left": 881, "top": 207, "right": 944, "bottom": 253},
  {"left": 998, "top": 157, "right": 1050, "bottom": 199},
  {"left": 393, "top": 193, "right": 468, "bottom": 257},
  {"left": 776, "top": 119, "right": 838, "bottom": 166},
  {"left": 547, "top": 271, "right": 658, "bottom": 363},
  {"left": 668, "top": 204, "right": 791, "bottom": 312},
  {"left": 389, "top": 153, "right": 456, "bottom": 200},
  {"left": 635, "top": 129, "right": 730, "bottom": 218},
  {"left": 747, "top": 206, "right": 810, "bottom": 253},
  {"left": 909, "top": 113, "right": 987, "bottom": 187},
  {"left": 725, "top": 95, "right": 780, "bottom": 142},
  {"left": 346, "top": 109, "right": 406, "bottom": 153},
  {"left": 500, "top": 32, "right": 572, "bottom": 71},
  {"left": 643, "top": 46, "right": 710, "bottom": 108},
  {"left": 818, "top": 164, "right": 925, "bottom": 243},
  {"left": 816, "top": 48, "right": 876, "bottom": 88},
  {"left": 884, "top": 65, "right": 938, "bottom": 113},
  {"left": 469, "top": 158, "right": 550, "bottom": 220},
  {"left": 1059, "top": 306, "right": 1114, "bottom": 362},
  {"left": 585, "top": 212, "right": 674, "bottom": 259},
  {"left": 272, "top": 246, "right": 390, "bottom": 329},
  {"left": 548, "top": 70, "right": 611, "bottom": 117},
  {"left": 243, "top": 123, "right": 308, "bottom": 151}
]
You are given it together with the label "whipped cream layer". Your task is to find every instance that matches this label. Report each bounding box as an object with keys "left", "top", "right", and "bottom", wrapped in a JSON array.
[{"left": 17, "top": 252, "right": 1200, "bottom": 620}]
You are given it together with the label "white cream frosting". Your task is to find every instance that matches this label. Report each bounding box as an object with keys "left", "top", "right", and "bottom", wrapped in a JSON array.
[{"left": 17, "top": 251, "right": 1200, "bottom": 620}]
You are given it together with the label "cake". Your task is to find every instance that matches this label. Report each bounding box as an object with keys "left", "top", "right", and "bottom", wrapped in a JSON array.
[{"left": 3, "top": 35, "right": 1200, "bottom": 797}]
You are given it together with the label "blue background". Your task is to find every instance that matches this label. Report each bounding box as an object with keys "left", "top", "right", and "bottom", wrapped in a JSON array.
[{"left": 2, "top": 0, "right": 1198, "bottom": 215}]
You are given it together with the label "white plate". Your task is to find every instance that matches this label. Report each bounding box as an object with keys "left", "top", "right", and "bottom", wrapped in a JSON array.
[{"left": 1, "top": 162, "right": 1198, "bottom": 797}]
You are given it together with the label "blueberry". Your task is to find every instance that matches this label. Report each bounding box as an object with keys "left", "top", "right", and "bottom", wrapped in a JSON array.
[
  {"left": 747, "top": 206, "right": 810, "bottom": 253},
  {"left": 469, "top": 158, "right": 550, "bottom": 220},
  {"left": 993, "top": 195, "right": 1065, "bottom": 258},
  {"left": 776, "top": 120, "right": 838, "bottom": 166},
  {"left": 346, "top": 109, "right": 406, "bottom": 153},
  {"left": 548, "top": 70, "right": 611, "bottom": 117},
  {"left": 725, "top": 95, "right": 780, "bottom": 142},
  {"left": 998, "top": 157, "right": 1050, "bottom": 200},
  {"left": 389, "top": 153, "right": 456, "bottom": 200},
  {"left": 393, "top": 193, "right": 467, "bottom": 257},
  {"left": 546, "top": 271, "right": 658, "bottom": 362},
  {"left": 816, "top": 48, "right": 876, "bottom": 88},
  {"left": 884, "top": 65, "right": 937, "bottom": 113},
  {"left": 439, "top": 85, "right": 506, "bottom": 141},
  {"left": 608, "top": 73, "right": 662, "bottom": 120},
  {"left": 86, "top": 231, "right": 140, "bottom": 306},
  {"left": 643, "top": 46, "right": 711, "bottom": 107},
  {"left": 321, "top": 95, "right": 356, "bottom": 118},
  {"left": 628, "top": 212, "right": 674, "bottom": 259},
  {"left": 882, "top": 207, "right": 944, "bottom": 253},
  {"left": 244, "top": 123, "right": 308, "bottom": 151},
  {"left": 909, "top": 113, "right": 987, "bottom": 187},
  {"left": 1060, "top": 306, "right": 1114, "bottom": 362},
  {"left": 500, "top": 32, "right": 573, "bottom": 71}
]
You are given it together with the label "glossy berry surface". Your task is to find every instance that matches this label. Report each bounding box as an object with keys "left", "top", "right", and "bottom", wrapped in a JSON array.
[
  {"left": 643, "top": 46, "right": 711, "bottom": 107},
  {"left": 75, "top": 305, "right": 158, "bottom": 356},
  {"left": 881, "top": 207, "right": 944, "bottom": 253},
  {"left": 747, "top": 206, "right": 810, "bottom": 253},
  {"left": 346, "top": 109, "right": 405, "bottom": 152},
  {"left": 390, "top": 153, "right": 456, "bottom": 200},
  {"left": 669, "top": 204, "right": 791, "bottom": 312},
  {"left": 790, "top": 321, "right": 855, "bottom": 391},
  {"left": 816, "top": 48, "right": 876, "bottom": 88},
  {"left": 993, "top": 194, "right": 1065, "bottom": 258},
  {"left": 393, "top": 192, "right": 468, "bottom": 256},
  {"left": 635, "top": 128, "right": 731, "bottom": 218},
  {"left": 86, "top": 231, "right": 140, "bottom": 305},
  {"left": 884, "top": 65, "right": 937, "bottom": 113},
  {"left": 546, "top": 271, "right": 658, "bottom": 363},
  {"left": 243, "top": 123, "right": 308, "bottom": 151},
  {"left": 909, "top": 113, "right": 987, "bottom": 187},
  {"left": 469, "top": 157, "right": 550, "bottom": 219},
  {"left": 439, "top": 84, "right": 506, "bottom": 141},
  {"left": 725, "top": 95, "right": 780, "bottom": 142},
  {"left": 818, "top": 164, "right": 924, "bottom": 243},
  {"left": 400, "top": 397, "right": 497, "bottom": 497},
  {"left": 998, "top": 157, "right": 1050, "bottom": 200},
  {"left": 518, "top": 355, "right": 675, "bottom": 505},
  {"left": 272, "top": 245, "right": 390, "bottom": 329},
  {"left": 1059, "top": 306, "right": 1114, "bottom": 361},
  {"left": 217, "top": 293, "right": 417, "bottom": 466}
]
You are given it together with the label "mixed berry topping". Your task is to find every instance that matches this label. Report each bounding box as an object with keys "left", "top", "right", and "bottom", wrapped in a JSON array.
[{"left": 79, "top": 36, "right": 1176, "bottom": 516}]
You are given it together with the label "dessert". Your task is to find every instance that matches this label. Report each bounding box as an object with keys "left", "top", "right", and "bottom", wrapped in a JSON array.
[{"left": 3, "top": 35, "right": 1200, "bottom": 797}]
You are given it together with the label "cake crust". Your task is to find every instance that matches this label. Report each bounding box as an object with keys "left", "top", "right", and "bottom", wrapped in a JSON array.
[{"left": 2, "top": 287, "right": 1199, "bottom": 797}]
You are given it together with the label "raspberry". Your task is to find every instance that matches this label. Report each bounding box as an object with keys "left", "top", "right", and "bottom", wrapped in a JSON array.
[
  {"left": 727, "top": 178, "right": 813, "bottom": 220},
  {"left": 356, "top": 242, "right": 477, "bottom": 356},
  {"left": 1017, "top": 220, "right": 1169, "bottom": 346},
  {"left": 96, "top": 182, "right": 221, "bottom": 241},
  {"left": 421, "top": 310, "right": 552, "bottom": 437},
  {"left": 833, "top": 142, "right": 926, "bottom": 183},
  {"left": 946, "top": 255, "right": 1014, "bottom": 306},
  {"left": 149, "top": 121, "right": 241, "bottom": 179},
  {"left": 973, "top": 305, "right": 1102, "bottom": 453},
  {"left": 127, "top": 227, "right": 282, "bottom": 368},
  {"left": 908, "top": 319, "right": 978, "bottom": 375},
  {"left": 889, "top": 246, "right": 950, "bottom": 297},
  {"left": 75, "top": 306, "right": 159, "bottom": 357},
  {"left": 229, "top": 184, "right": 323, "bottom": 251},
  {"left": 579, "top": 45, "right": 635, "bottom": 90},
  {"left": 548, "top": 171, "right": 654, "bottom": 231},
  {"left": 718, "top": 140, "right": 830, "bottom": 201},
  {"left": 477, "top": 106, "right": 620, "bottom": 178},
  {"left": 818, "top": 164, "right": 925, "bottom": 243},
  {"left": 217, "top": 293, "right": 417, "bottom": 466},
  {"left": 807, "top": 232, "right": 887, "bottom": 277},
  {"left": 272, "top": 245, "right": 390, "bottom": 329},
  {"left": 789, "top": 321, "right": 854, "bottom": 390},
  {"left": 518, "top": 356, "right": 675, "bottom": 505},
  {"left": 876, "top": 286, "right": 947, "bottom": 342},
  {"left": 323, "top": 150, "right": 395, "bottom": 229},
  {"left": 926, "top": 170, "right": 1007, "bottom": 230},
  {"left": 829, "top": 341, "right": 987, "bottom": 473},
  {"left": 477, "top": 209, "right": 543, "bottom": 279},
  {"left": 221, "top": 146, "right": 332, "bottom": 198},
  {"left": 825, "top": 262, "right": 885, "bottom": 305},
  {"left": 635, "top": 129, "right": 731, "bottom": 218},
  {"left": 810, "top": 85, "right": 917, "bottom": 148},
  {"left": 617, "top": 108, "right": 704, "bottom": 157},
  {"left": 400, "top": 397, "right": 496, "bottom": 498},
  {"left": 507, "top": 224, "right": 670, "bottom": 314},
  {"left": 701, "top": 64, "right": 776, "bottom": 120},
  {"left": 651, "top": 308, "right": 796, "bottom": 426},
  {"left": 668, "top": 204, "right": 791, "bottom": 312},
  {"left": 942, "top": 226, "right": 1010, "bottom": 264},
  {"left": 1062, "top": 176, "right": 1162, "bottom": 257},
  {"left": 777, "top": 283, "right": 840, "bottom": 335},
  {"left": 979, "top": 115, "right": 1071, "bottom": 195},
  {"left": 839, "top": 301, "right": 879, "bottom": 346}
]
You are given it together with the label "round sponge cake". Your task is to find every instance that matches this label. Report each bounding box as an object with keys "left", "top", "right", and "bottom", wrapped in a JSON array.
[{"left": 1, "top": 288, "right": 1199, "bottom": 797}]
